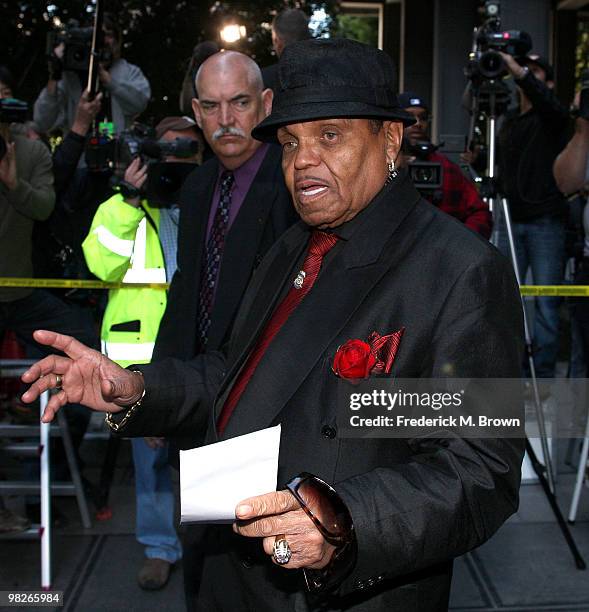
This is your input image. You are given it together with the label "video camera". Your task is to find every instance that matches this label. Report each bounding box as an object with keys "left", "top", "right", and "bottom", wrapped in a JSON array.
[
  {"left": 0, "top": 98, "right": 28, "bottom": 161},
  {"left": 46, "top": 21, "right": 112, "bottom": 74},
  {"left": 405, "top": 140, "right": 444, "bottom": 192},
  {"left": 118, "top": 126, "right": 200, "bottom": 162},
  {"left": 466, "top": 1, "right": 532, "bottom": 81},
  {"left": 114, "top": 124, "right": 200, "bottom": 207}
]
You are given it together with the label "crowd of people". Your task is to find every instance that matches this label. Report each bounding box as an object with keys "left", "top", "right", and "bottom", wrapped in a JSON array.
[{"left": 1, "top": 6, "right": 589, "bottom": 612}]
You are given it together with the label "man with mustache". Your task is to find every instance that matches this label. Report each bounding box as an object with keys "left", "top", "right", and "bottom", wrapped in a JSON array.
[
  {"left": 22, "top": 39, "right": 523, "bottom": 611},
  {"left": 154, "top": 50, "right": 296, "bottom": 417},
  {"left": 148, "top": 50, "right": 296, "bottom": 606}
]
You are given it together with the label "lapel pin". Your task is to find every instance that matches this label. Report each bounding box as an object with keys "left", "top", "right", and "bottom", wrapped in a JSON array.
[{"left": 293, "top": 270, "right": 306, "bottom": 289}]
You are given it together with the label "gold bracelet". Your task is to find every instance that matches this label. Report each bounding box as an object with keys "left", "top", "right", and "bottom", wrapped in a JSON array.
[{"left": 104, "top": 370, "right": 146, "bottom": 432}]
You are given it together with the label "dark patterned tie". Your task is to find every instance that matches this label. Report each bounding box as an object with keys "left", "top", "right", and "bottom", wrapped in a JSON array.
[
  {"left": 217, "top": 230, "right": 339, "bottom": 434},
  {"left": 197, "top": 171, "right": 235, "bottom": 349}
]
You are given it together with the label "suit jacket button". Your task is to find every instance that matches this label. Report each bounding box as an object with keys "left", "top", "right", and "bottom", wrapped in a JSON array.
[
  {"left": 241, "top": 555, "right": 254, "bottom": 569},
  {"left": 321, "top": 425, "right": 336, "bottom": 439}
]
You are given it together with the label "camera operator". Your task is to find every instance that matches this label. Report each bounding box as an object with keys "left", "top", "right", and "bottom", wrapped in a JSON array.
[
  {"left": 52, "top": 90, "right": 103, "bottom": 192},
  {"left": 399, "top": 92, "right": 492, "bottom": 238},
  {"left": 0, "top": 68, "right": 55, "bottom": 300},
  {"left": 34, "top": 14, "right": 151, "bottom": 136},
  {"left": 82, "top": 116, "right": 201, "bottom": 590},
  {"left": 496, "top": 52, "right": 569, "bottom": 379},
  {"left": 33, "top": 89, "right": 114, "bottom": 283}
]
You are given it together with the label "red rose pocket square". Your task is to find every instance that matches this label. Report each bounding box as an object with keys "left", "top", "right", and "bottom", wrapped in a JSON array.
[{"left": 332, "top": 328, "right": 405, "bottom": 380}]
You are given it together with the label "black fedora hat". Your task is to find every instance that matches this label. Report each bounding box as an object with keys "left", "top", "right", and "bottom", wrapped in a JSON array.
[{"left": 252, "top": 38, "right": 415, "bottom": 142}]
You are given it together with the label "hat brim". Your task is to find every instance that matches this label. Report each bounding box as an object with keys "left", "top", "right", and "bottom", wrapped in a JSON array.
[{"left": 252, "top": 101, "right": 416, "bottom": 143}]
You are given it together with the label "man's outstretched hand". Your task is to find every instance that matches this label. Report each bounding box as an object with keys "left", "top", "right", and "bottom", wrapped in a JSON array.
[{"left": 21, "top": 330, "right": 145, "bottom": 423}]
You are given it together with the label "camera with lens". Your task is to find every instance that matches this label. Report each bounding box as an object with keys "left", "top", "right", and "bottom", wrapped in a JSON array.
[
  {"left": 466, "top": 1, "right": 532, "bottom": 81},
  {"left": 46, "top": 21, "right": 112, "bottom": 74},
  {"left": 405, "top": 140, "right": 443, "bottom": 192},
  {"left": 0, "top": 98, "right": 28, "bottom": 162},
  {"left": 114, "top": 125, "right": 200, "bottom": 207}
]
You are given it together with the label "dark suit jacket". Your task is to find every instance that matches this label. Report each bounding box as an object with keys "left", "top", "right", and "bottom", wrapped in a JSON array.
[
  {"left": 121, "top": 170, "right": 525, "bottom": 611},
  {"left": 152, "top": 144, "right": 297, "bottom": 450}
]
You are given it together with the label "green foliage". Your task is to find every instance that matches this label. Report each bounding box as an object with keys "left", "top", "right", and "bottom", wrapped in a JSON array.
[
  {"left": 335, "top": 14, "right": 378, "bottom": 47},
  {"left": 0, "top": 0, "right": 339, "bottom": 123},
  {"left": 576, "top": 17, "right": 589, "bottom": 86}
]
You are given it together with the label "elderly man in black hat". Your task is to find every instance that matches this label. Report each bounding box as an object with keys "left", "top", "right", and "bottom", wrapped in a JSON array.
[{"left": 22, "top": 39, "right": 524, "bottom": 611}]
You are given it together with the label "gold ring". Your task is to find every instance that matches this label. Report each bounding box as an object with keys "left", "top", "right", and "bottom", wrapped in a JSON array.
[
  {"left": 55, "top": 374, "right": 63, "bottom": 390},
  {"left": 272, "top": 535, "right": 292, "bottom": 565}
]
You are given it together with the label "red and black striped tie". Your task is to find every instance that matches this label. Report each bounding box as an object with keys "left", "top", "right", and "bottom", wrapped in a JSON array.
[
  {"left": 198, "top": 171, "right": 234, "bottom": 350},
  {"left": 217, "top": 230, "right": 339, "bottom": 434}
]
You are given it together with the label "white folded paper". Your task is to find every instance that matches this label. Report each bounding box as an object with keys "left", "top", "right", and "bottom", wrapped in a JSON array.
[{"left": 180, "top": 425, "right": 281, "bottom": 524}]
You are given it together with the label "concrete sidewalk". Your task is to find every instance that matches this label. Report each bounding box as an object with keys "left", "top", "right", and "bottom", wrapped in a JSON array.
[{"left": 2, "top": 436, "right": 589, "bottom": 611}]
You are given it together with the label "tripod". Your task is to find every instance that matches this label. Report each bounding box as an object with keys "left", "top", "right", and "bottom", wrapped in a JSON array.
[{"left": 467, "top": 80, "right": 586, "bottom": 569}]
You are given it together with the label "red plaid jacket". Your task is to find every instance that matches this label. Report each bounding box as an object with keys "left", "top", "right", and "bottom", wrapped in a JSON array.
[{"left": 423, "top": 152, "right": 491, "bottom": 239}]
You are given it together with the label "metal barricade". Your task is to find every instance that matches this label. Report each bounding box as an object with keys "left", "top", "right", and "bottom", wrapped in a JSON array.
[{"left": 0, "top": 359, "right": 91, "bottom": 588}]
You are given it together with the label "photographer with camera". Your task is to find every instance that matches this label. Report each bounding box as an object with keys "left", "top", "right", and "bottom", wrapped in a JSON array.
[
  {"left": 496, "top": 52, "right": 569, "bottom": 379},
  {"left": 33, "top": 14, "right": 150, "bottom": 136},
  {"left": 82, "top": 116, "right": 201, "bottom": 590},
  {"left": 33, "top": 89, "right": 112, "bottom": 282},
  {"left": 398, "top": 91, "right": 491, "bottom": 238},
  {"left": 0, "top": 66, "right": 55, "bottom": 299}
]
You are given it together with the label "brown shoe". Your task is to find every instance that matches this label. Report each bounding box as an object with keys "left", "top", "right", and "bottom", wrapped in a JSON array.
[{"left": 137, "top": 558, "right": 172, "bottom": 590}]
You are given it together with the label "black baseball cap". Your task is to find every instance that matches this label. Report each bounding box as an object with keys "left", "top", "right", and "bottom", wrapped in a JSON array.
[{"left": 398, "top": 92, "right": 429, "bottom": 112}]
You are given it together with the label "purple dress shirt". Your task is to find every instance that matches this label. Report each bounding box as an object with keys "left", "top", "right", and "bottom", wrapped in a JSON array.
[
  {"left": 206, "top": 142, "right": 270, "bottom": 239},
  {"left": 202, "top": 143, "right": 269, "bottom": 306}
]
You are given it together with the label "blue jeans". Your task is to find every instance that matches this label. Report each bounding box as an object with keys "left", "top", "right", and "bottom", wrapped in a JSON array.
[
  {"left": 496, "top": 214, "right": 565, "bottom": 378},
  {"left": 132, "top": 438, "right": 182, "bottom": 563}
]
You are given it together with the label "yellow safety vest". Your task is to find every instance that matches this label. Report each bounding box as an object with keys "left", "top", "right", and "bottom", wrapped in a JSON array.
[{"left": 82, "top": 193, "right": 168, "bottom": 367}]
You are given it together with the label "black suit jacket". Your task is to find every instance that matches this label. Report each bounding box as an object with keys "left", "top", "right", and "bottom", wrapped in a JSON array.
[
  {"left": 122, "top": 170, "right": 524, "bottom": 611},
  {"left": 152, "top": 144, "right": 296, "bottom": 448},
  {"left": 154, "top": 143, "right": 296, "bottom": 361}
]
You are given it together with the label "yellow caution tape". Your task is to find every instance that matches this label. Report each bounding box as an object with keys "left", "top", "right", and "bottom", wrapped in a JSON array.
[
  {"left": 520, "top": 286, "right": 589, "bottom": 297},
  {"left": 0, "top": 278, "right": 587, "bottom": 296},
  {"left": 0, "top": 277, "right": 168, "bottom": 290}
]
